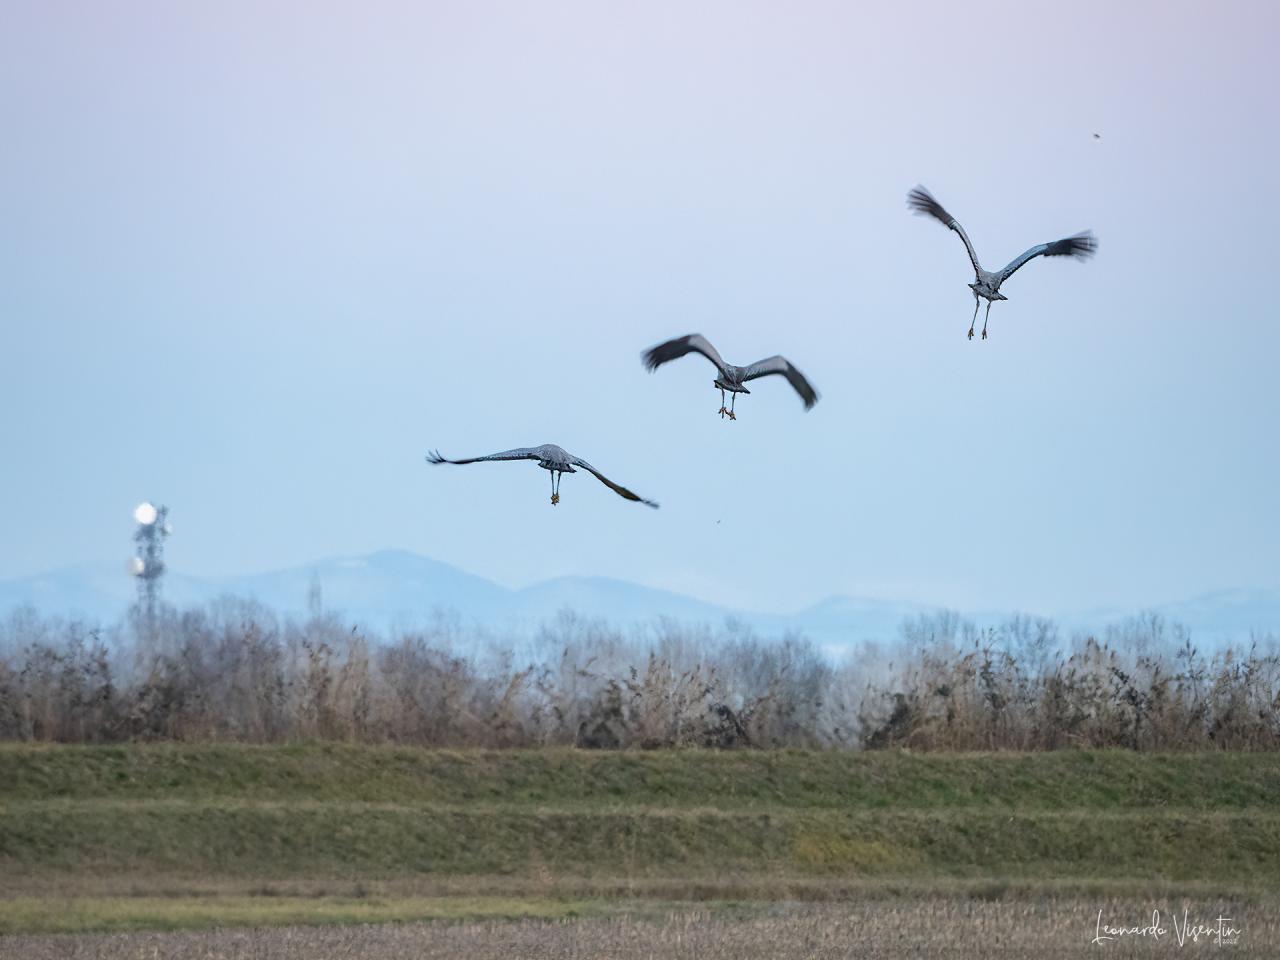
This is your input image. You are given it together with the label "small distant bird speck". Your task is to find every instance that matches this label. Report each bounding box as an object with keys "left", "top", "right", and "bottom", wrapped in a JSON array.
[{"left": 1093, "top": 133, "right": 1101, "bottom": 139}]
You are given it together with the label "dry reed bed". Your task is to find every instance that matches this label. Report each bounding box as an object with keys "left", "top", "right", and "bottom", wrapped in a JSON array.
[{"left": 3, "top": 602, "right": 1277, "bottom": 751}]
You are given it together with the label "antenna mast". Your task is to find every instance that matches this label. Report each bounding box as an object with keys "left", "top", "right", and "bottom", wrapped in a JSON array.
[{"left": 130, "top": 502, "right": 171, "bottom": 629}]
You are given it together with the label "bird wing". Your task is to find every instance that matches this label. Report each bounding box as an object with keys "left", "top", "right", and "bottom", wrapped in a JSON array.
[
  {"left": 907, "top": 186, "right": 982, "bottom": 279},
  {"left": 425, "top": 447, "right": 541, "bottom": 466},
  {"left": 568, "top": 456, "right": 659, "bottom": 509},
  {"left": 997, "top": 232, "right": 1096, "bottom": 283},
  {"left": 642, "top": 334, "right": 728, "bottom": 377},
  {"left": 741, "top": 356, "right": 819, "bottom": 409}
]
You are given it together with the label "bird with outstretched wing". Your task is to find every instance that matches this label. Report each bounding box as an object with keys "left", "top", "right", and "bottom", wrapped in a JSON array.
[
  {"left": 426, "top": 444, "right": 658, "bottom": 508},
  {"left": 642, "top": 334, "right": 818, "bottom": 420},
  {"left": 907, "top": 185, "right": 1096, "bottom": 340}
]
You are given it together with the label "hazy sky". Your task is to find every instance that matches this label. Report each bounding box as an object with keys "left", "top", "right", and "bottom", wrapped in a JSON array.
[{"left": 2, "top": 0, "right": 1277, "bottom": 616}]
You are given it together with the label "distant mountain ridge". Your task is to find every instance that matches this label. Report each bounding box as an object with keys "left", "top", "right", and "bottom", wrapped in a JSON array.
[{"left": 1, "top": 549, "right": 1277, "bottom": 649}]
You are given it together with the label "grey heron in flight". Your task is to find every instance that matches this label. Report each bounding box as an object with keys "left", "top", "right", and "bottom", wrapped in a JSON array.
[
  {"left": 907, "top": 186, "right": 1097, "bottom": 340},
  {"left": 426, "top": 444, "right": 658, "bottom": 508},
  {"left": 642, "top": 334, "right": 818, "bottom": 421}
]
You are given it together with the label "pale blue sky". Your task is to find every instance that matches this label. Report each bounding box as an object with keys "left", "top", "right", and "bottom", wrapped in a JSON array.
[{"left": 1, "top": 0, "right": 1277, "bottom": 616}]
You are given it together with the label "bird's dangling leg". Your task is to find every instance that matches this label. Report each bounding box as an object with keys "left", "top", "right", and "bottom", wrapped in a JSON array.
[
  {"left": 967, "top": 297, "right": 979, "bottom": 341},
  {"left": 981, "top": 301, "right": 992, "bottom": 341},
  {"left": 550, "top": 470, "right": 560, "bottom": 506},
  {"left": 718, "top": 388, "right": 728, "bottom": 419},
  {"left": 728, "top": 391, "right": 738, "bottom": 421}
]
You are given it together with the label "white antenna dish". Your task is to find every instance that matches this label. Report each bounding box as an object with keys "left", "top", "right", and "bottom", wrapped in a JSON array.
[{"left": 134, "top": 502, "right": 158, "bottom": 525}]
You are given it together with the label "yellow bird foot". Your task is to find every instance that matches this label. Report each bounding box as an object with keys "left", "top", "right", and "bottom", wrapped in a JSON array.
[
  {"left": 718, "top": 407, "right": 728, "bottom": 418},
  {"left": 967, "top": 328, "right": 975, "bottom": 340},
  {"left": 727, "top": 410, "right": 737, "bottom": 421},
  {"left": 551, "top": 493, "right": 560, "bottom": 505}
]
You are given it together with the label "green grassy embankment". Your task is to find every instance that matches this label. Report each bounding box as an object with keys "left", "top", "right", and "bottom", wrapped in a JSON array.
[{"left": 1, "top": 744, "right": 1277, "bottom": 933}]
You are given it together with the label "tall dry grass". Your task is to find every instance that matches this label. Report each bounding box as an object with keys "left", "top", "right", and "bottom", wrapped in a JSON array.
[
  {"left": 0, "top": 601, "right": 1276, "bottom": 750},
  {"left": 859, "top": 612, "right": 1280, "bottom": 750}
]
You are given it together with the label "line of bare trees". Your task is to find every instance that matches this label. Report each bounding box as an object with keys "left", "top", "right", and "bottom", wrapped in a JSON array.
[{"left": 0, "top": 600, "right": 1277, "bottom": 750}]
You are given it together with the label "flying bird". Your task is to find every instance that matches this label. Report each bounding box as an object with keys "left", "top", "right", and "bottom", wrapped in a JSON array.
[
  {"left": 907, "top": 186, "right": 1097, "bottom": 340},
  {"left": 642, "top": 334, "right": 818, "bottom": 420},
  {"left": 426, "top": 444, "right": 658, "bottom": 508}
]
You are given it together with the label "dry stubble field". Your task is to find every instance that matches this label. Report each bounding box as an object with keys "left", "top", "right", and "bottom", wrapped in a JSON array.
[{"left": 6, "top": 900, "right": 1276, "bottom": 959}]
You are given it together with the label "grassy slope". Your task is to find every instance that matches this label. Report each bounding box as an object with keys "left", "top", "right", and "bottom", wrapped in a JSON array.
[
  {"left": 4, "top": 744, "right": 1278, "bottom": 808},
  {"left": 1, "top": 745, "right": 1278, "bottom": 933}
]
